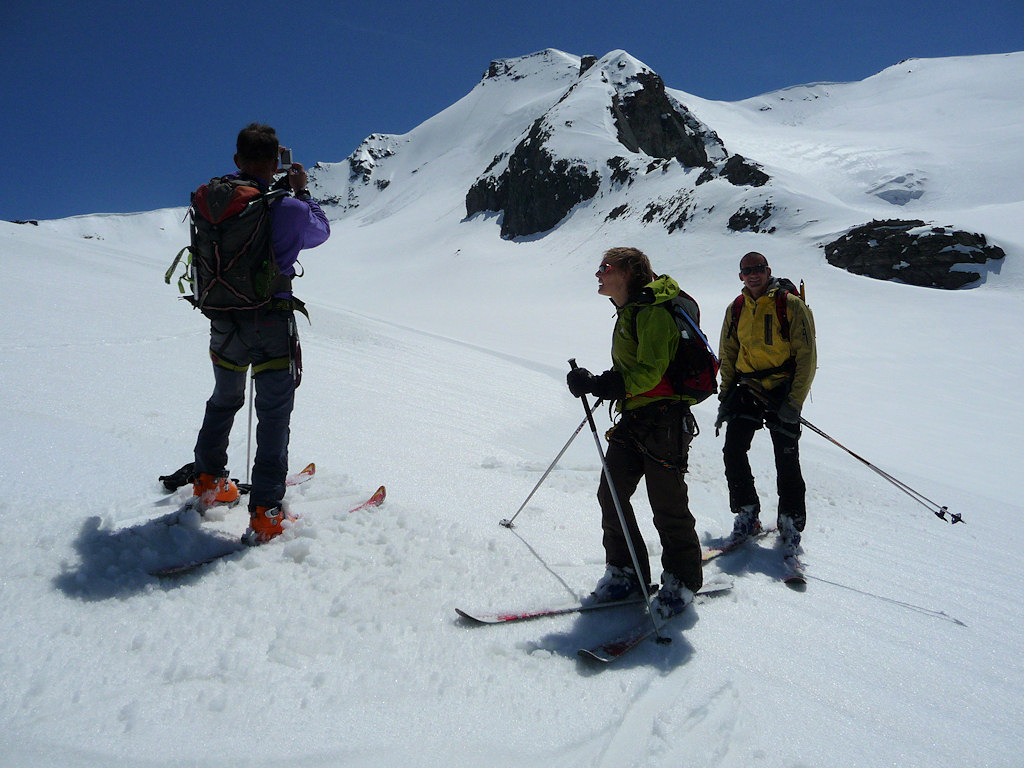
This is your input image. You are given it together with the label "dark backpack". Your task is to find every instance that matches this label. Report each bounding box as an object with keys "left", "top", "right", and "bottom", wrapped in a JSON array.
[
  {"left": 661, "top": 291, "right": 720, "bottom": 404},
  {"left": 728, "top": 277, "right": 805, "bottom": 341},
  {"left": 166, "top": 177, "right": 289, "bottom": 318}
]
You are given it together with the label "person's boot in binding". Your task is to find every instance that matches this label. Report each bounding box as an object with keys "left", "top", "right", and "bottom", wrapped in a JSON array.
[
  {"left": 242, "top": 504, "right": 293, "bottom": 546},
  {"left": 192, "top": 472, "right": 240, "bottom": 509}
]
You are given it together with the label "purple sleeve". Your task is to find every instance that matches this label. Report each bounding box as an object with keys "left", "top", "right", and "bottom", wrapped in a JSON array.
[{"left": 271, "top": 197, "right": 331, "bottom": 276}]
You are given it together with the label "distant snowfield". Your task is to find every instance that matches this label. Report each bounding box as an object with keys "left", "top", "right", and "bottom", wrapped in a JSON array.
[{"left": 2, "top": 50, "right": 1022, "bottom": 768}]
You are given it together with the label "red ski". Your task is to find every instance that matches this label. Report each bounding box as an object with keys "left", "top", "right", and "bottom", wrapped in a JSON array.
[
  {"left": 286, "top": 462, "right": 316, "bottom": 486},
  {"left": 348, "top": 485, "right": 386, "bottom": 512},
  {"left": 150, "top": 484, "right": 386, "bottom": 577}
]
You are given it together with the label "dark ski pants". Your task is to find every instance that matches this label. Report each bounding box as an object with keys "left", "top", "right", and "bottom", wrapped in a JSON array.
[
  {"left": 193, "top": 310, "right": 296, "bottom": 509},
  {"left": 722, "top": 388, "right": 806, "bottom": 529},
  {"left": 597, "top": 401, "right": 703, "bottom": 593}
]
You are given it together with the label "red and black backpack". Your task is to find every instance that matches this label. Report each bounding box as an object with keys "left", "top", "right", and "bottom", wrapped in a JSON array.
[{"left": 173, "top": 176, "right": 289, "bottom": 318}]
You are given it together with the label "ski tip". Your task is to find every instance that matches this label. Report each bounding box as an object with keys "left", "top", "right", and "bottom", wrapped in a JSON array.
[
  {"left": 700, "top": 579, "right": 735, "bottom": 594},
  {"left": 577, "top": 647, "right": 618, "bottom": 663},
  {"left": 454, "top": 608, "right": 493, "bottom": 624},
  {"left": 345, "top": 486, "right": 386, "bottom": 514},
  {"left": 284, "top": 462, "right": 316, "bottom": 487}
]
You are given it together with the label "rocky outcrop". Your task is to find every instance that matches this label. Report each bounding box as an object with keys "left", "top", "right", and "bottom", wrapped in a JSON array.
[
  {"left": 824, "top": 219, "right": 1005, "bottom": 288},
  {"left": 610, "top": 71, "right": 709, "bottom": 168},
  {"left": 720, "top": 155, "right": 770, "bottom": 187},
  {"left": 728, "top": 202, "right": 775, "bottom": 233},
  {"left": 348, "top": 134, "right": 398, "bottom": 184},
  {"left": 697, "top": 154, "right": 770, "bottom": 187},
  {"left": 466, "top": 119, "right": 601, "bottom": 238},
  {"left": 465, "top": 52, "right": 732, "bottom": 239}
]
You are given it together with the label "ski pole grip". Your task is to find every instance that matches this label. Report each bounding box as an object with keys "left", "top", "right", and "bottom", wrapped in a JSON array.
[{"left": 569, "top": 358, "right": 578, "bottom": 371}]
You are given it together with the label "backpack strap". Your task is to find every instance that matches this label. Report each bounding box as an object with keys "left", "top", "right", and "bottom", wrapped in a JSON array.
[
  {"left": 730, "top": 291, "right": 792, "bottom": 341},
  {"left": 669, "top": 297, "right": 716, "bottom": 358},
  {"left": 728, "top": 294, "right": 744, "bottom": 338}
]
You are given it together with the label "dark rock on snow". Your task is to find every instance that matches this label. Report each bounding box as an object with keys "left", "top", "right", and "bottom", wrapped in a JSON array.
[{"left": 823, "top": 219, "right": 1005, "bottom": 289}]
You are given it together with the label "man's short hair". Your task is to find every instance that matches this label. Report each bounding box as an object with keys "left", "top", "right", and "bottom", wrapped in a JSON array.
[
  {"left": 236, "top": 123, "right": 279, "bottom": 163},
  {"left": 740, "top": 251, "right": 769, "bottom": 268}
]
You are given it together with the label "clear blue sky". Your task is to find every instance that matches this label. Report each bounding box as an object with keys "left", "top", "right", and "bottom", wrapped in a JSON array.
[{"left": 3, "top": 0, "right": 1022, "bottom": 221}]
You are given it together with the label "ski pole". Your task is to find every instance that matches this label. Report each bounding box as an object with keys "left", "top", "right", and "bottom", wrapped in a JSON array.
[
  {"left": 569, "top": 359, "right": 668, "bottom": 643},
  {"left": 741, "top": 381, "right": 962, "bottom": 524},
  {"left": 500, "top": 408, "right": 600, "bottom": 529},
  {"left": 245, "top": 370, "right": 255, "bottom": 486}
]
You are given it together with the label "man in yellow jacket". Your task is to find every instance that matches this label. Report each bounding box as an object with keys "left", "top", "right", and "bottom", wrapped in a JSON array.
[{"left": 716, "top": 251, "right": 816, "bottom": 556}]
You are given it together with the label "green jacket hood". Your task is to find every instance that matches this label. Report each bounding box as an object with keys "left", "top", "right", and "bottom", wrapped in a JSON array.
[{"left": 628, "top": 274, "right": 680, "bottom": 308}]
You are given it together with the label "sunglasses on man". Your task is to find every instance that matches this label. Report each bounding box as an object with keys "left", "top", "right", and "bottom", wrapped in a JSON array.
[
  {"left": 596, "top": 263, "right": 616, "bottom": 275},
  {"left": 740, "top": 264, "right": 768, "bottom": 275}
]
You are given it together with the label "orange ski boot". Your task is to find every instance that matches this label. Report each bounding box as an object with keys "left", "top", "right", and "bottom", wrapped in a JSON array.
[
  {"left": 192, "top": 472, "right": 240, "bottom": 510},
  {"left": 242, "top": 504, "right": 293, "bottom": 546}
]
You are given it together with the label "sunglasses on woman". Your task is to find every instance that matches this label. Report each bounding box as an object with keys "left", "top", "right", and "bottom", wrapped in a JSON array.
[{"left": 596, "top": 263, "right": 616, "bottom": 275}]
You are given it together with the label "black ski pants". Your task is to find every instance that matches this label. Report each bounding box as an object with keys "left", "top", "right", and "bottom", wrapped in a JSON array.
[
  {"left": 722, "top": 386, "right": 806, "bottom": 529},
  {"left": 597, "top": 401, "right": 703, "bottom": 593},
  {"left": 193, "top": 310, "right": 297, "bottom": 510}
]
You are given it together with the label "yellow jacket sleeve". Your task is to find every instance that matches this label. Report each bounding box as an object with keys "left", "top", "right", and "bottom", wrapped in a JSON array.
[
  {"left": 786, "top": 295, "right": 816, "bottom": 405},
  {"left": 717, "top": 304, "right": 740, "bottom": 400}
]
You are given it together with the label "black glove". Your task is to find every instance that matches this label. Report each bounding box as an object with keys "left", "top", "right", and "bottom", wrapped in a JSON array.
[
  {"left": 566, "top": 367, "right": 595, "bottom": 397},
  {"left": 591, "top": 369, "right": 626, "bottom": 400},
  {"left": 715, "top": 400, "right": 730, "bottom": 430},
  {"left": 566, "top": 368, "right": 626, "bottom": 399},
  {"left": 774, "top": 397, "right": 801, "bottom": 424}
]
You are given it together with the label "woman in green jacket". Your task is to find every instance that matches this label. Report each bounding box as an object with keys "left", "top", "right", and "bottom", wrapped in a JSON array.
[{"left": 567, "top": 247, "right": 703, "bottom": 620}]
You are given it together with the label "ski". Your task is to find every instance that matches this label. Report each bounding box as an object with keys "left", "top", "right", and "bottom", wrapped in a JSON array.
[
  {"left": 149, "top": 484, "right": 386, "bottom": 577},
  {"left": 235, "top": 462, "right": 316, "bottom": 495},
  {"left": 702, "top": 527, "right": 776, "bottom": 563},
  {"left": 348, "top": 485, "right": 386, "bottom": 512},
  {"left": 456, "top": 593, "right": 652, "bottom": 625},
  {"left": 703, "top": 527, "right": 806, "bottom": 587},
  {"left": 148, "top": 541, "right": 245, "bottom": 577},
  {"left": 157, "top": 463, "right": 315, "bottom": 519},
  {"left": 783, "top": 554, "right": 806, "bottom": 587},
  {"left": 577, "top": 581, "right": 734, "bottom": 664},
  {"left": 459, "top": 528, "right": 766, "bottom": 625},
  {"left": 160, "top": 461, "right": 315, "bottom": 496},
  {"left": 286, "top": 462, "right": 316, "bottom": 487}
]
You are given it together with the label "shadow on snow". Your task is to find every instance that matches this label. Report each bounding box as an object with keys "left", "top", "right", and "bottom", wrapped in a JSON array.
[{"left": 52, "top": 502, "right": 243, "bottom": 601}]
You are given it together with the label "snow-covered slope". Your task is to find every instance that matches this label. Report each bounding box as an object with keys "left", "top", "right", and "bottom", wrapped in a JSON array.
[{"left": 2, "top": 50, "right": 1022, "bottom": 768}]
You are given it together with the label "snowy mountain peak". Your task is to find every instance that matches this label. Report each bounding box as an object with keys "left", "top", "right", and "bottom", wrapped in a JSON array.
[
  {"left": 305, "top": 48, "right": 1017, "bottom": 286},
  {"left": 587, "top": 48, "right": 655, "bottom": 90},
  {"left": 478, "top": 48, "right": 581, "bottom": 84}
]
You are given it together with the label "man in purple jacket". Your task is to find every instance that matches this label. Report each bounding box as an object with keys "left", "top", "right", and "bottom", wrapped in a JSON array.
[{"left": 191, "top": 123, "right": 330, "bottom": 544}]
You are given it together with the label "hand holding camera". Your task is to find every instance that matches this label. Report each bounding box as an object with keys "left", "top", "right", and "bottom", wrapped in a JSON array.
[{"left": 275, "top": 147, "right": 309, "bottom": 196}]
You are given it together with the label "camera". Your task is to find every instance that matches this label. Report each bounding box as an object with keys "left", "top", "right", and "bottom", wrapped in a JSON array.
[{"left": 279, "top": 148, "right": 293, "bottom": 168}]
